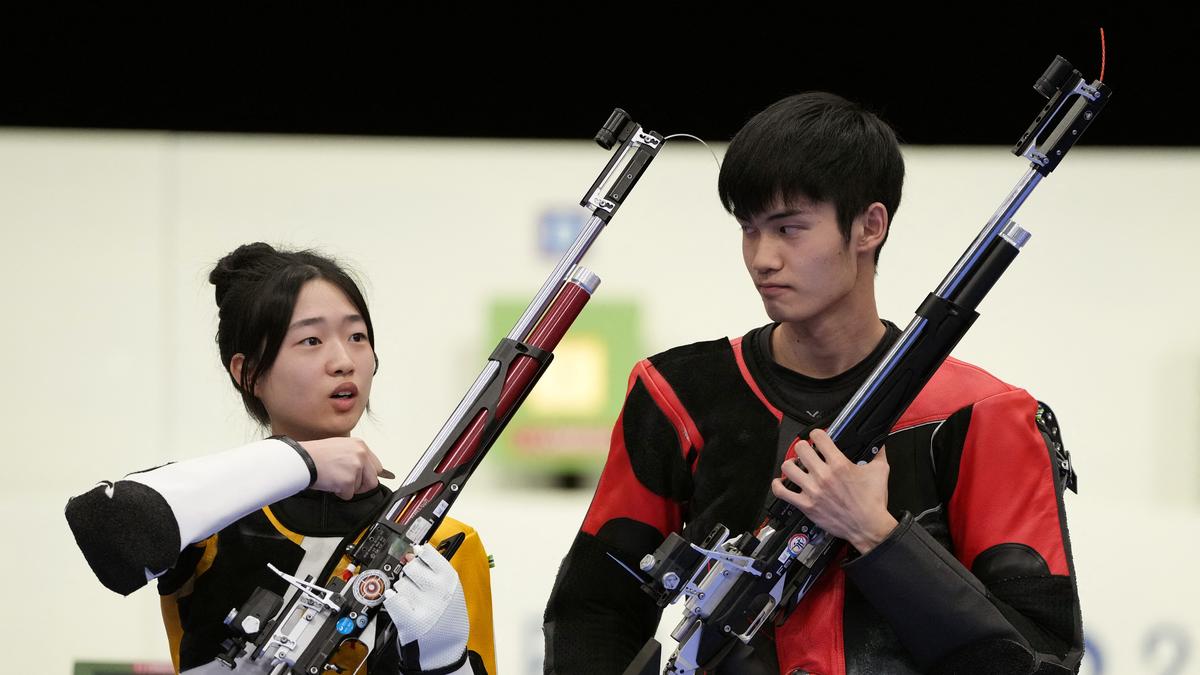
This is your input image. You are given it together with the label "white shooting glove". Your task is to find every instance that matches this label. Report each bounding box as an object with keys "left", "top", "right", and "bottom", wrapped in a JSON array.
[{"left": 383, "top": 544, "right": 471, "bottom": 674}]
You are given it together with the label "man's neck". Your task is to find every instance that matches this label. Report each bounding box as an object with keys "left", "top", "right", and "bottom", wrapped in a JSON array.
[{"left": 771, "top": 311, "right": 887, "bottom": 379}]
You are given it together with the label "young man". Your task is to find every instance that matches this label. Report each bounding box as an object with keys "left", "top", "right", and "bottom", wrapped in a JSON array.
[{"left": 544, "top": 92, "right": 1083, "bottom": 674}]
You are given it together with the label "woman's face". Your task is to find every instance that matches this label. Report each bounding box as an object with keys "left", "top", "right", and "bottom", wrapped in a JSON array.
[{"left": 255, "top": 278, "right": 375, "bottom": 441}]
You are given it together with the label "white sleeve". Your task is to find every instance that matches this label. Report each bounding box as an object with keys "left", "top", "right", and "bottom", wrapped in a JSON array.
[{"left": 127, "top": 438, "right": 312, "bottom": 549}]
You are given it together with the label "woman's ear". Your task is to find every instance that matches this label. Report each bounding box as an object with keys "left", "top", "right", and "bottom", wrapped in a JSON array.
[{"left": 229, "top": 353, "right": 247, "bottom": 391}]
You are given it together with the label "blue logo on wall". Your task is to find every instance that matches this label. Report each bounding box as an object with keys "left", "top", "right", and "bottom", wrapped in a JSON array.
[{"left": 538, "top": 208, "right": 587, "bottom": 257}]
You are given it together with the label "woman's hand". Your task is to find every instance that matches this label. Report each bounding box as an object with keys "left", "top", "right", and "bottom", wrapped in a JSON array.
[
  {"left": 301, "top": 437, "right": 393, "bottom": 500},
  {"left": 384, "top": 544, "right": 470, "bottom": 671}
]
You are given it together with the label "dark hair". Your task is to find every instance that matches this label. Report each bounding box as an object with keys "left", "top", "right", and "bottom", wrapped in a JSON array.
[
  {"left": 718, "top": 91, "right": 905, "bottom": 264},
  {"left": 208, "top": 242, "right": 376, "bottom": 426}
]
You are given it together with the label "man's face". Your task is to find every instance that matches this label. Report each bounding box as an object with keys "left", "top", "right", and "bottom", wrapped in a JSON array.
[{"left": 740, "top": 196, "right": 860, "bottom": 325}]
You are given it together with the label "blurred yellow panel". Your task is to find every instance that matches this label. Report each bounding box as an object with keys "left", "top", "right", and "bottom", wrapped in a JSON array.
[{"left": 527, "top": 335, "right": 608, "bottom": 415}]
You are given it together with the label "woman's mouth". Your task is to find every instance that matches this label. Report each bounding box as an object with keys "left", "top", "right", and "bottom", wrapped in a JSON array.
[{"left": 330, "top": 384, "right": 359, "bottom": 412}]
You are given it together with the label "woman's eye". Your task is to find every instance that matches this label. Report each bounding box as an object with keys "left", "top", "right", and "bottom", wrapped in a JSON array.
[
  {"left": 350, "top": 333, "right": 367, "bottom": 343},
  {"left": 301, "top": 337, "right": 321, "bottom": 346}
]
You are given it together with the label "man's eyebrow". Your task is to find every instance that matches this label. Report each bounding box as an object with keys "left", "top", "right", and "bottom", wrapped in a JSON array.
[{"left": 765, "top": 207, "right": 810, "bottom": 221}]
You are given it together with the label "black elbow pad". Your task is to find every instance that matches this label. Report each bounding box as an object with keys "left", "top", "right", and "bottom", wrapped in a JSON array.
[
  {"left": 931, "top": 637, "right": 1037, "bottom": 675},
  {"left": 65, "top": 481, "right": 181, "bottom": 595},
  {"left": 972, "top": 543, "right": 1050, "bottom": 584}
]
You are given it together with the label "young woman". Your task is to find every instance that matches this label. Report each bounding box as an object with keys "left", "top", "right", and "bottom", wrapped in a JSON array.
[{"left": 66, "top": 243, "right": 495, "bottom": 675}]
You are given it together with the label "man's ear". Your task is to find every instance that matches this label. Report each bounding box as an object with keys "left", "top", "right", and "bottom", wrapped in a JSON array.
[{"left": 858, "top": 202, "right": 889, "bottom": 254}]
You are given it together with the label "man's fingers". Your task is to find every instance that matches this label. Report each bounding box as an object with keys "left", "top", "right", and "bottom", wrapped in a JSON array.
[
  {"left": 780, "top": 459, "right": 806, "bottom": 483},
  {"left": 809, "top": 428, "right": 833, "bottom": 450},
  {"left": 771, "top": 478, "right": 794, "bottom": 501},
  {"left": 780, "top": 460, "right": 815, "bottom": 495},
  {"left": 792, "top": 438, "right": 826, "bottom": 473},
  {"left": 809, "top": 428, "right": 851, "bottom": 466}
]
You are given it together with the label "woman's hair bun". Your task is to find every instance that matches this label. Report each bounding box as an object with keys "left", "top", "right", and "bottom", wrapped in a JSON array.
[{"left": 208, "top": 242, "right": 281, "bottom": 308}]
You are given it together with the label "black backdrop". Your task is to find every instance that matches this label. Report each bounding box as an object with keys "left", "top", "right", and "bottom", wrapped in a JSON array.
[{"left": 0, "top": 10, "right": 1188, "bottom": 145}]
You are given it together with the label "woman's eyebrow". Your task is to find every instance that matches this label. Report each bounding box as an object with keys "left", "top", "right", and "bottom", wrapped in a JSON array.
[
  {"left": 288, "top": 316, "right": 326, "bottom": 331},
  {"left": 288, "top": 314, "right": 363, "bottom": 331}
]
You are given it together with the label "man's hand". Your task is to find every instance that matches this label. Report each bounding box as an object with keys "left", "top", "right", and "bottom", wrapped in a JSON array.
[{"left": 771, "top": 428, "right": 898, "bottom": 554}]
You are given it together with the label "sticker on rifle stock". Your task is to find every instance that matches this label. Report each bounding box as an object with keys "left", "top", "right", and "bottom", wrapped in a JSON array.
[
  {"left": 790, "top": 533, "right": 810, "bottom": 554},
  {"left": 778, "top": 533, "right": 810, "bottom": 563},
  {"left": 406, "top": 517, "right": 433, "bottom": 545}
]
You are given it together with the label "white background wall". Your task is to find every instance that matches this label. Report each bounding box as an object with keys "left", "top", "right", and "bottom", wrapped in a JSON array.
[{"left": 1, "top": 130, "right": 1196, "bottom": 674}]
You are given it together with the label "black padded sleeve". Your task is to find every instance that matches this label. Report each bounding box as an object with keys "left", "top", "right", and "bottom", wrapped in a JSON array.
[{"left": 65, "top": 479, "right": 184, "bottom": 595}]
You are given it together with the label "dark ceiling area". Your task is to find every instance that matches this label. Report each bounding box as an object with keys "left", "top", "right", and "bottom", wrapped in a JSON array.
[{"left": 0, "top": 12, "right": 1186, "bottom": 146}]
